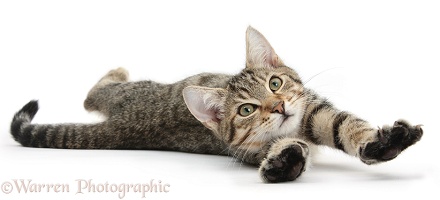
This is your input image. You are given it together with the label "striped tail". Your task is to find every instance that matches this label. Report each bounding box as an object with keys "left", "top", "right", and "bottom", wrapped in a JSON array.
[{"left": 10, "top": 100, "right": 113, "bottom": 149}]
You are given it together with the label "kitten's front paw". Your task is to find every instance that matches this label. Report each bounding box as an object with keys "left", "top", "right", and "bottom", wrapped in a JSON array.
[
  {"left": 259, "top": 142, "right": 307, "bottom": 183},
  {"left": 360, "top": 119, "right": 423, "bottom": 165}
]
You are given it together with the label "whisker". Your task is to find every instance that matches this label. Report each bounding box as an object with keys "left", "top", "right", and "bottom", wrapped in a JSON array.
[
  {"left": 232, "top": 125, "right": 266, "bottom": 168},
  {"left": 301, "top": 67, "right": 342, "bottom": 88},
  {"left": 226, "top": 129, "right": 254, "bottom": 168},
  {"left": 238, "top": 130, "right": 264, "bottom": 168}
]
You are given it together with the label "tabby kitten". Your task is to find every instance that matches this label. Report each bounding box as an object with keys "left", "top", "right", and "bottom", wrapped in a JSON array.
[{"left": 10, "top": 27, "right": 423, "bottom": 183}]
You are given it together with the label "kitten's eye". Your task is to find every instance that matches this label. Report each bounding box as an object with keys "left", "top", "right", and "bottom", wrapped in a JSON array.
[
  {"left": 269, "top": 77, "right": 283, "bottom": 92},
  {"left": 238, "top": 104, "right": 256, "bottom": 117}
]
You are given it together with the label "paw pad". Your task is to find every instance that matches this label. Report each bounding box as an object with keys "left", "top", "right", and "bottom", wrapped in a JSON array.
[
  {"left": 260, "top": 144, "right": 306, "bottom": 183},
  {"left": 360, "top": 120, "right": 423, "bottom": 164}
]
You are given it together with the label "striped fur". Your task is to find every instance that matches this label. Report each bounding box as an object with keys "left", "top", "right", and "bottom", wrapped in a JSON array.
[{"left": 10, "top": 26, "right": 423, "bottom": 183}]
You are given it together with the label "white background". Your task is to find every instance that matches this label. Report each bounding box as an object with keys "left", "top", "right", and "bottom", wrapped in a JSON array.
[{"left": 1, "top": 0, "right": 439, "bottom": 199}]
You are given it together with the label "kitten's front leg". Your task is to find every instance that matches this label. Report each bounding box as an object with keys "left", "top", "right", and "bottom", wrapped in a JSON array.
[
  {"left": 301, "top": 95, "right": 423, "bottom": 164},
  {"left": 259, "top": 138, "right": 312, "bottom": 183}
]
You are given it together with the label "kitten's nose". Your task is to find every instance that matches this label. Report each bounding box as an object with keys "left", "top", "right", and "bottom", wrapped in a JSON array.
[{"left": 271, "top": 101, "right": 284, "bottom": 114}]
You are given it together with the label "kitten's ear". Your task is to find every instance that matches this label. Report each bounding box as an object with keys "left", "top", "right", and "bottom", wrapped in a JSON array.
[
  {"left": 182, "top": 86, "right": 227, "bottom": 136},
  {"left": 246, "top": 26, "right": 284, "bottom": 68}
]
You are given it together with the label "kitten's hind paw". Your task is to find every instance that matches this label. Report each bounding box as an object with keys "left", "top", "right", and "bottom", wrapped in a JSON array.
[
  {"left": 259, "top": 139, "right": 309, "bottom": 183},
  {"left": 360, "top": 119, "right": 423, "bottom": 165}
]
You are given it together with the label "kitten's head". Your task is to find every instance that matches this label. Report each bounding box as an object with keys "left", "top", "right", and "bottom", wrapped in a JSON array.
[{"left": 183, "top": 27, "right": 306, "bottom": 151}]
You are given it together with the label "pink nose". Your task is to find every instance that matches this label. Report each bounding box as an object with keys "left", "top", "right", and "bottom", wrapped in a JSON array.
[{"left": 272, "top": 101, "right": 284, "bottom": 114}]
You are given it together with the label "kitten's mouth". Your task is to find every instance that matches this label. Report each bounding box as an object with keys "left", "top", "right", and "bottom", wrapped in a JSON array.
[{"left": 279, "top": 114, "right": 293, "bottom": 127}]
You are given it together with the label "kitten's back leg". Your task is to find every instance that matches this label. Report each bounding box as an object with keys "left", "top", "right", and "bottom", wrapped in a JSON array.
[{"left": 84, "top": 67, "right": 129, "bottom": 115}]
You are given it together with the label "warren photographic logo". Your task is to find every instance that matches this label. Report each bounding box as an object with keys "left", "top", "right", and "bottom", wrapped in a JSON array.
[{"left": 1, "top": 179, "right": 170, "bottom": 199}]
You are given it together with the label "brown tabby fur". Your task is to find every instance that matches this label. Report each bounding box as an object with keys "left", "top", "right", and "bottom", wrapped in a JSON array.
[{"left": 10, "top": 27, "right": 423, "bottom": 183}]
